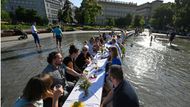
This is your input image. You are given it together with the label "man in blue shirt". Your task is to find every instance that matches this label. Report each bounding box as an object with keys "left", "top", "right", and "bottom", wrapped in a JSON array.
[{"left": 52, "top": 26, "right": 63, "bottom": 49}]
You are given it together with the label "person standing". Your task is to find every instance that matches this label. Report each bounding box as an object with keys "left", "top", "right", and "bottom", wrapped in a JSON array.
[
  {"left": 52, "top": 26, "right": 63, "bottom": 49},
  {"left": 150, "top": 35, "right": 153, "bottom": 46},
  {"left": 31, "top": 22, "right": 41, "bottom": 48},
  {"left": 169, "top": 30, "right": 176, "bottom": 46},
  {"left": 135, "top": 27, "right": 138, "bottom": 36},
  {"left": 149, "top": 27, "right": 152, "bottom": 36}
]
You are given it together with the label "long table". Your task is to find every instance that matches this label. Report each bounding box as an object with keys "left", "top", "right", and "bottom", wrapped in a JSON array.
[{"left": 62, "top": 57, "right": 108, "bottom": 107}]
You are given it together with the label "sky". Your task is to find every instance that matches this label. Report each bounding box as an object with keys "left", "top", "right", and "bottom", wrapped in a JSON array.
[{"left": 70, "top": 0, "right": 175, "bottom": 7}]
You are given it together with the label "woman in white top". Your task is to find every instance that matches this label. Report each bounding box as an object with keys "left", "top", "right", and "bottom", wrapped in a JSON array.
[
  {"left": 31, "top": 22, "right": 41, "bottom": 48},
  {"left": 14, "top": 73, "right": 63, "bottom": 107}
]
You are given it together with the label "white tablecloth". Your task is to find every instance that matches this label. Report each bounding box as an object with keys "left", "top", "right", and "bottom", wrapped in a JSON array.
[{"left": 62, "top": 58, "right": 107, "bottom": 107}]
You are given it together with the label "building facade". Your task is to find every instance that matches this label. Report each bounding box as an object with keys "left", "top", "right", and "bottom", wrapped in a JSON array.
[
  {"left": 136, "top": 0, "right": 163, "bottom": 24},
  {"left": 5, "top": 0, "right": 65, "bottom": 23},
  {"left": 95, "top": 0, "right": 163, "bottom": 25},
  {"left": 96, "top": 0, "right": 137, "bottom": 25}
]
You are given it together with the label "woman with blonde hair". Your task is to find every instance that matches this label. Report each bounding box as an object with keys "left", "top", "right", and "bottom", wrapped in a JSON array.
[
  {"left": 110, "top": 46, "right": 122, "bottom": 65},
  {"left": 14, "top": 73, "right": 63, "bottom": 107}
]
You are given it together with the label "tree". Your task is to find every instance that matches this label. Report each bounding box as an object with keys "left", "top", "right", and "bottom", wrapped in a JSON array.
[
  {"left": 58, "top": 9, "right": 63, "bottom": 22},
  {"left": 83, "top": 10, "right": 91, "bottom": 25},
  {"left": 174, "top": 0, "right": 190, "bottom": 32},
  {"left": 1, "top": 10, "right": 10, "bottom": 21},
  {"left": 75, "top": 7, "right": 83, "bottom": 24},
  {"left": 61, "top": 0, "right": 73, "bottom": 23},
  {"left": 79, "top": 0, "right": 102, "bottom": 25},
  {"left": 14, "top": 6, "right": 48, "bottom": 25},
  {"left": 115, "top": 17, "right": 125, "bottom": 27},
  {"left": 15, "top": 6, "right": 26, "bottom": 22},
  {"left": 124, "top": 14, "right": 133, "bottom": 27},
  {"left": 150, "top": 3, "right": 174, "bottom": 30},
  {"left": 25, "top": 9, "right": 37, "bottom": 23},
  {"left": 1, "top": 0, "right": 10, "bottom": 21},
  {"left": 140, "top": 18, "right": 145, "bottom": 27},
  {"left": 106, "top": 18, "right": 115, "bottom": 26},
  {"left": 133, "top": 15, "right": 142, "bottom": 27}
]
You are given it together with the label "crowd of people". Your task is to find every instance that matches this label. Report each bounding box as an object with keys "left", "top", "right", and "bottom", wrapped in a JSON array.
[{"left": 14, "top": 23, "right": 139, "bottom": 107}]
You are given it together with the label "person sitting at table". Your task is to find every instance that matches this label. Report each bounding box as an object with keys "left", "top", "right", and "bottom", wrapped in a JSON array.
[
  {"left": 111, "top": 39, "right": 122, "bottom": 58},
  {"left": 14, "top": 73, "right": 63, "bottom": 107},
  {"left": 101, "top": 65, "right": 139, "bottom": 107},
  {"left": 75, "top": 46, "right": 92, "bottom": 71},
  {"left": 63, "top": 45, "right": 82, "bottom": 82},
  {"left": 43, "top": 51, "right": 83, "bottom": 107},
  {"left": 106, "top": 33, "right": 112, "bottom": 41},
  {"left": 83, "top": 40, "right": 89, "bottom": 50},
  {"left": 110, "top": 46, "right": 122, "bottom": 65},
  {"left": 88, "top": 37, "right": 95, "bottom": 56},
  {"left": 104, "top": 46, "right": 122, "bottom": 95},
  {"left": 117, "top": 35, "right": 122, "bottom": 45},
  {"left": 92, "top": 37, "right": 101, "bottom": 54},
  {"left": 99, "top": 37, "right": 105, "bottom": 47},
  {"left": 105, "top": 46, "right": 121, "bottom": 72},
  {"left": 102, "top": 33, "right": 107, "bottom": 41}
]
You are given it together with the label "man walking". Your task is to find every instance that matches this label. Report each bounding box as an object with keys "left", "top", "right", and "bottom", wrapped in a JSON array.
[
  {"left": 31, "top": 22, "right": 41, "bottom": 48},
  {"left": 52, "top": 26, "right": 63, "bottom": 49}
]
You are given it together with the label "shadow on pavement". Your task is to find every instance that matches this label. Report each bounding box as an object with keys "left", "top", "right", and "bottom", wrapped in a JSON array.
[
  {"left": 1, "top": 39, "right": 21, "bottom": 43},
  {"left": 1, "top": 46, "right": 35, "bottom": 54},
  {"left": 2, "top": 47, "right": 55, "bottom": 61}
]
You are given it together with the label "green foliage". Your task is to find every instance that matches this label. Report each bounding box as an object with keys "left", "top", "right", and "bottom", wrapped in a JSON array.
[
  {"left": 1, "top": 10, "right": 10, "bottom": 21},
  {"left": 115, "top": 14, "right": 133, "bottom": 28},
  {"left": 1, "top": 0, "right": 7, "bottom": 9},
  {"left": 79, "top": 78, "right": 91, "bottom": 91},
  {"left": 72, "top": 101, "right": 84, "bottom": 107},
  {"left": 15, "top": 6, "right": 26, "bottom": 22},
  {"left": 125, "top": 14, "right": 133, "bottom": 27},
  {"left": 75, "top": 26, "right": 83, "bottom": 30},
  {"left": 133, "top": 15, "right": 142, "bottom": 27},
  {"left": 105, "top": 26, "right": 113, "bottom": 30},
  {"left": 140, "top": 18, "right": 145, "bottom": 27},
  {"left": 151, "top": 3, "right": 174, "bottom": 30},
  {"left": 1, "top": 24, "right": 47, "bottom": 30},
  {"left": 1, "top": 0, "right": 11, "bottom": 21},
  {"left": 75, "top": 7, "right": 83, "bottom": 24},
  {"left": 83, "top": 10, "right": 91, "bottom": 25},
  {"left": 58, "top": 9, "right": 63, "bottom": 22},
  {"left": 12, "top": 6, "right": 48, "bottom": 25},
  {"left": 106, "top": 18, "right": 115, "bottom": 26},
  {"left": 61, "top": 0, "right": 73, "bottom": 23},
  {"left": 63, "top": 26, "right": 76, "bottom": 31},
  {"left": 149, "top": 18, "right": 158, "bottom": 27},
  {"left": 77, "top": 0, "right": 102, "bottom": 25},
  {"left": 82, "top": 26, "right": 94, "bottom": 30},
  {"left": 174, "top": 0, "right": 190, "bottom": 32}
]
